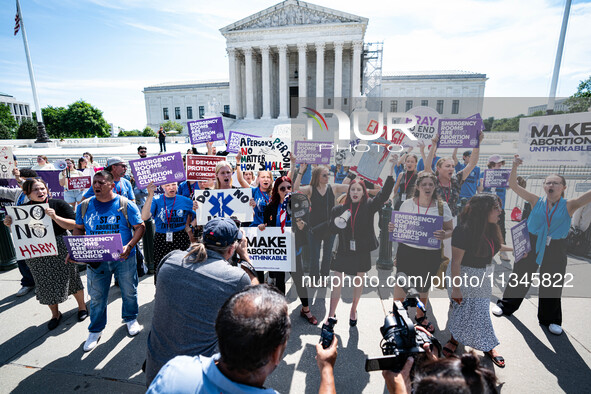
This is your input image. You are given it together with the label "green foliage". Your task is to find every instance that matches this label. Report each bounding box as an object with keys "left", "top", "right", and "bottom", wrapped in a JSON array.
[
  {"left": 142, "top": 126, "right": 156, "bottom": 137},
  {"left": 16, "top": 119, "right": 38, "bottom": 139},
  {"left": 0, "top": 123, "right": 14, "bottom": 139},
  {"left": 118, "top": 130, "right": 140, "bottom": 137},
  {"left": 0, "top": 103, "right": 18, "bottom": 132},
  {"left": 483, "top": 117, "right": 494, "bottom": 131},
  {"left": 490, "top": 114, "right": 526, "bottom": 132},
  {"left": 62, "top": 100, "right": 110, "bottom": 137},
  {"left": 41, "top": 105, "right": 67, "bottom": 138},
  {"left": 160, "top": 120, "right": 183, "bottom": 133},
  {"left": 565, "top": 75, "right": 591, "bottom": 113}
]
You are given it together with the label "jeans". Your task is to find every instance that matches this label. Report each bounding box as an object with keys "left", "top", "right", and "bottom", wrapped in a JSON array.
[
  {"left": 159, "top": 139, "right": 166, "bottom": 152},
  {"left": 87, "top": 255, "right": 139, "bottom": 333},
  {"left": 18, "top": 260, "right": 35, "bottom": 287},
  {"left": 309, "top": 232, "right": 336, "bottom": 279}
]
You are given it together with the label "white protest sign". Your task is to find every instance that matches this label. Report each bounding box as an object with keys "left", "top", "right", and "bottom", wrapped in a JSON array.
[
  {"left": 6, "top": 203, "right": 58, "bottom": 259},
  {"left": 0, "top": 146, "right": 16, "bottom": 179},
  {"left": 243, "top": 227, "right": 294, "bottom": 272},
  {"left": 518, "top": 112, "right": 591, "bottom": 165},
  {"left": 194, "top": 188, "right": 253, "bottom": 224},
  {"left": 239, "top": 137, "right": 291, "bottom": 172}
]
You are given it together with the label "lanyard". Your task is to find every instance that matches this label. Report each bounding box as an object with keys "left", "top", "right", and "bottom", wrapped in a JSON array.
[
  {"left": 484, "top": 236, "right": 495, "bottom": 257},
  {"left": 164, "top": 195, "right": 177, "bottom": 229},
  {"left": 438, "top": 177, "right": 451, "bottom": 203},
  {"left": 259, "top": 187, "right": 269, "bottom": 204},
  {"left": 114, "top": 181, "right": 122, "bottom": 195},
  {"left": 188, "top": 182, "right": 193, "bottom": 197},
  {"left": 416, "top": 197, "right": 433, "bottom": 215},
  {"left": 350, "top": 202, "right": 361, "bottom": 239},
  {"left": 546, "top": 200, "right": 559, "bottom": 232},
  {"left": 403, "top": 171, "right": 415, "bottom": 193}
]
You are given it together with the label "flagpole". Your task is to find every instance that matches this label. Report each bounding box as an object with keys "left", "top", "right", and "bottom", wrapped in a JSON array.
[
  {"left": 16, "top": 0, "right": 50, "bottom": 143},
  {"left": 547, "top": 0, "right": 572, "bottom": 115}
]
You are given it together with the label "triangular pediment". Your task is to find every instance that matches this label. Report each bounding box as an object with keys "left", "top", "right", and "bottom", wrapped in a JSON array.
[{"left": 220, "top": 0, "right": 367, "bottom": 33}]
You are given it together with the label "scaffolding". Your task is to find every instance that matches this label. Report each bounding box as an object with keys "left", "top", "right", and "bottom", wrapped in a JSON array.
[{"left": 362, "top": 41, "right": 384, "bottom": 111}]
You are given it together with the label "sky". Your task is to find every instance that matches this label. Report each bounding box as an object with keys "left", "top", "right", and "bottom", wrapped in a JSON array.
[{"left": 1, "top": 0, "right": 590, "bottom": 130}]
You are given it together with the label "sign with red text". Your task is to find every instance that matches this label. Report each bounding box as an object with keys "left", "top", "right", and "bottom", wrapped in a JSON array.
[
  {"left": 67, "top": 176, "right": 91, "bottom": 190},
  {"left": 0, "top": 146, "right": 16, "bottom": 179},
  {"left": 186, "top": 155, "right": 226, "bottom": 181},
  {"left": 6, "top": 203, "right": 58, "bottom": 259}
]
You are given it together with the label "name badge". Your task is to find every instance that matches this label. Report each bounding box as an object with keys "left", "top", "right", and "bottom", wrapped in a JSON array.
[
  {"left": 401, "top": 193, "right": 407, "bottom": 201},
  {"left": 166, "top": 232, "right": 173, "bottom": 242},
  {"left": 546, "top": 236, "right": 551, "bottom": 246},
  {"left": 491, "top": 187, "right": 496, "bottom": 193},
  {"left": 350, "top": 240, "right": 356, "bottom": 251}
]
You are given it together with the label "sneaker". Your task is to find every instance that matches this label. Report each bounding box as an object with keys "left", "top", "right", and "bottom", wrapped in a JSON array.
[
  {"left": 491, "top": 305, "right": 504, "bottom": 317},
  {"left": 83, "top": 332, "right": 102, "bottom": 352},
  {"left": 548, "top": 324, "right": 563, "bottom": 335},
  {"left": 126, "top": 320, "right": 141, "bottom": 336},
  {"left": 16, "top": 286, "right": 34, "bottom": 297}
]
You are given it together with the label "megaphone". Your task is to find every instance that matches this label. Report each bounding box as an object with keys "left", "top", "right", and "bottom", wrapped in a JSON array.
[{"left": 334, "top": 209, "right": 351, "bottom": 229}]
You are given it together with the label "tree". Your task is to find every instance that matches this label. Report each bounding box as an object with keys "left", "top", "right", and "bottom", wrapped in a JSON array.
[
  {"left": 41, "top": 105, "right": 67, "bottom": 138},
  {"left": 0, "top": 123, "right": 13, "bottom": 140},
  {"left": 483, "top": 116, "right": 494, "bottom": 131},
  {"left": 62, "top": 100, "right": 111, "bottom": 137},
  {"left": 16, "top": 119, "right": 37, "bottom": 139},
  {"left": 142, "top": 126, "right": 156, "bottom": 137},
  {"left": 565, "top": 75, "right": 591, "bottom": 113},
  {"left": 160, "top": 120, "right": 183, "bottom": 133},
  {"left": 0, "top": 103, "right": 18, "bottom": 132}
]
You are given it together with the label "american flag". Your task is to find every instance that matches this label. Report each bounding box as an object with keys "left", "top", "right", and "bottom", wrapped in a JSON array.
[{"left": 14, "top": 12, "right": 20, "bottom": 36}]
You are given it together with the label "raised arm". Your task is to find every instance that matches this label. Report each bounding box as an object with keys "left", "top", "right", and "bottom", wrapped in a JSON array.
[
  {"left": 452, "top": 148, "right": 459, "bottom": 167},
  {"left": 423, "top": 136, "right": 438, "bottom": 174},
  {"left": 567, "top": 189, "right": 591, "bottom": 216},
  {"left": 234, "top": 152, "right": 251, "bottom": 188},
  {"left": 141, "top": 183, "right": 156, "bottom": 221},
  {"left": 293, "top": 163, "right": 312, "bottom": 197},
  {"left": 457, "top": 132, "right": 483, "bottom": 181},
  {"left": 508, "top": 155, "right": 538, "bottom": 207}
]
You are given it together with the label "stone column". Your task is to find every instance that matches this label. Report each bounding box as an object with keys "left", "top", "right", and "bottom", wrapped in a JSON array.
[
  {"left": 234, "top": 52, "right": 243, "bottom": 118},
  {"left": 227, "top": 48, "right": 239, "bottom": 117},
  {"left": 278, "top": 44, "right": 288, "bottom": 120},
  {"left": 261, "top": 45, "right": 271, "bottom": 119},
  {"left": 297, "top": 43, "right": 308, "bottom": 111},
  {"left": 333, "top": 41, "right": 344, "bottom": 109},
  {"left": 244, "top": 47, "right": 255, "bottom": 119},
  {"left": 351, "top": 40, "right": 363, "bottom": 98},
  {"left": 315, "top": 42, "right": 325, "bottom": 104}
]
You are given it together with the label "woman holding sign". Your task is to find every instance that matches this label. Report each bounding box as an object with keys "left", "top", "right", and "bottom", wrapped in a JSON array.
[
  {"left": 388, "top": 172, "right": 453, "bottom": 333},
  {"left": 392, "top": 153, "right": 419, "bottom": 210},
  {"left": 3, "top": 178, "right": 87, "bottom": 330},
  {"left": 59, "top": 159, "right": 85, "bottom": 209},
  {"left": 236, "top": 152, "right": 274, "bottom": 227},
  {"left": 492, "top": 156, "right": 591, "bottom": 336},
  {"left": 142, "top": 182, "right": 196, "bottom": 283},
  {"left": 325, "top": 156, "right": 396, "bottom": 326}
]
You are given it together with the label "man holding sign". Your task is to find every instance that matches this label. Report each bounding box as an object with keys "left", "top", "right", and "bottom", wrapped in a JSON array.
[
  {"left": 73, "top": 171, "right": 145, "bottom": 352},
  {"left": 83, "top": 157, "right": 135, "bottom": 200}
]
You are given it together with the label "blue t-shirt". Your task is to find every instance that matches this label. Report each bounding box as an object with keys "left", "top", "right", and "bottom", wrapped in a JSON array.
[
  {"left": 417, "top": 156, "right": 440, "bottom": 172},
  {"left": 178, "top": 181, "right": 200, "bottom": 199},
  {"left": 298, "top": 165, "right": 312, "bottom": 185},
  {"left": 480, "top": 172, "right": 506, "bottom": 208},
  {"left": 455, "top": 163, "right": 480, "bottom": 199},
  {"left": 251, "top": 187, "right": 270, "bottom": 227},
  {"left": 84, "top": 178, "right": 135, "bottom": 201},
  {"left": 75, "top": 195, "right": 143, "bottom": 258},
  {"left": 150, "top": 194, "right": 195, "bottom": 233}
]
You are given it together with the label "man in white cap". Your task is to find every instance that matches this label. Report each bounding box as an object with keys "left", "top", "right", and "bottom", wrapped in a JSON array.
[{"left": 83, "top": 157, "right": 135, "bottom": 200}]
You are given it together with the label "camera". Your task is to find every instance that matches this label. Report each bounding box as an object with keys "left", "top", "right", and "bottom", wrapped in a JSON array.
[
  {"left": 365, "top": 279, "right": 439, "bottom": 372},
  {"left": 320, "top": 317, "right": 338, "bottom": 349}
]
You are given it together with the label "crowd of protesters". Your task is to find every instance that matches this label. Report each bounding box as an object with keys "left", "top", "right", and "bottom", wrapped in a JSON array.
[{"left": 1, "top": 132, "right": 591, "bottom": 393}]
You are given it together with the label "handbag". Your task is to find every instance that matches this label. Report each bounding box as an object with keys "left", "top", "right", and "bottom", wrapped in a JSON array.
[{"left": 434, "top": 199, "right": 449, "bottom": 289}]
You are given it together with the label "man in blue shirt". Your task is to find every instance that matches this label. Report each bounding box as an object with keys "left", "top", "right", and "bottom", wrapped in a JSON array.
[
  {"left": 147, "top": 285, "right": 338, "bottom": 393},
  {"left": 453, "top": 149, "right": 481, "bottom": 212},
  {"left": 73, "top": 171, "right": 145, "bottom": 352},
  {"left": 83, "top": 157, "right": 135, "bottom": 200}
]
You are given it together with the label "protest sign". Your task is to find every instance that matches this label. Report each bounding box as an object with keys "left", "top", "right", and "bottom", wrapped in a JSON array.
[
  {"left": 67, "top": 176, "right": 91, "bottom": 190},
  {"left": 482, "top": 169, "right": 511, "bottom": 188},
  {"left": 6, "top": 203, "right": 58, "bottom": 259},
  {"left": 186, "top": 155, "right": 225, "bottom": 181},
  {"left": 0, "top": 146, "right": 15, "bottom": 179},
  {"left": 518, "top": 112, "right": 591, "bottom": 165},
  {"left": 511, "top": 220, "right": 531, "bottom": 263},
  {"left": 350, "top": 138, "right": 392, "bottom": 185},
  {"left": 227, "top": 131, "right": 257, "bottom": 154},
  {"left": 239, "top": 137, "right": 291, "bottom": 172},
  {"left": 389, "top": 211, "right": 443, "bottom": 248},
  {"left": 129, "top": 152, "right": 186, "bottom": 188},
  {"left": 365, "top": 106, "right": 440, "bottom": 147},
  {"left": 194, "top": 188, "right": 253, "bottom": 224},
  {"left": 187, "top": 117, "right": 225, "bottom": 145},
  {"left": 437, "top": 118, "right": 481, "bottom": 148},
  {"left": 294, "top": 141, "right": 332, "bottom": 164},
  {"left": 64, "top": 234, "right": 124, "bottom": 262},
  {"left": 243, "top": 227, "right": 294, "bottom": 272},
  {"left": 37, "top": 171, "right": 64, "bottom": 200}
]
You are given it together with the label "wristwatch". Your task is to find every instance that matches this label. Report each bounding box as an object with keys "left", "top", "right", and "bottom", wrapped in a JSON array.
[{"left": 238, "top": 259, "right": 257, "bottom": 277}]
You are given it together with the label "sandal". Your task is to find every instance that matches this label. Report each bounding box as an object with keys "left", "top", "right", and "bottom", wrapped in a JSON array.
[
  {"left": 300, "top": 308, "right": 318, "bottom": 325},
  {"left": 442, "top": 338, "right": 459, "bottom": 358},
  {"left": 487, "top": 351, "right": 505, "bottom": 368},
  {"left": 415, "top": 315, "right": 435, "bottom": 333}
]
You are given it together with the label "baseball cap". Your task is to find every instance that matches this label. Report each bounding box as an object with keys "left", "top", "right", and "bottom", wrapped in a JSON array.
[
  {"left": 203, "top": 217, "right": 242, "bottom": 247},
  {"left": 488, "top": 154, "right": 504, "bottom": 164},
  {"left": 106, "top": 157, "right": 126, "bottom": 168}
]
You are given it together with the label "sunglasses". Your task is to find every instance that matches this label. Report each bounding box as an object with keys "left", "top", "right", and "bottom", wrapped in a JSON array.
[
  {"left": 321, "top": 173, "right": 329, "bottom": 177},
  {"left": 139, "top": 150, "right": 147, "bottom": 154},
  {"left": 279, "top": 185, "right": 292, "bottom": 192}
]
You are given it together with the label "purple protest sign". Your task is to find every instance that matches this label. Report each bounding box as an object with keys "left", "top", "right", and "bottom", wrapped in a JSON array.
[
  {"left": 187, "top": 117, "right": 225, "bottom": 145},
  {"left": 389, "top": 212, "right": 443, "bottom": 248},
  {"left": 483, "top": 169, "right": 511, "bottom": 188},
  {"left": 64, "top": 234, "right": 124, "bottom": 263},
  {"left": 510, "top": 220, "right": 531, "bottom": 262},
  {"left": 294, "top": 141, "right": 332, "bottom": 164},
  {"left": 37, "top": 170, "right": 64, "bottom": 200},
  {"left": 438, "top": 118, "right": 481, "bottom": 148},
  {"left": 129, "top": 152, "right": 186, "bottom": 188},
  {"left": 227, "top": 131, "right": 257, "bottom": 154}
]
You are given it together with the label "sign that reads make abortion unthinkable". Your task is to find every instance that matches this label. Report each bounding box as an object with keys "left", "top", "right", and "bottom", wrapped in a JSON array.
[
  {"left": 438, "top": 117, "right": 481, "bottom": 149},
  {"left": 194, "top": 188, "right": 253, "bottom": 225},
  {"left": 511, "top": 220, "right": 531, "bottom": 263},
  {"left": 294, "top": 141, "right": 332, "bottom": 164},
  {"left": 243, "top": 227, "right": 294, "bottom": 272},
  {"left": 64, "top": 234, "right": 124, "bottom": 263},
  {"left": 482, "top": 169, "right": 511, "bottom": 189},
  {"left": 129, "top": 152, "right": 186, "bottom": 188},
  {"left": 239, "top": 137, "right": 291, "bottom": 172},
  {"left": 187, "top": 117, "right": 225, "bottom": 145},
  {"left": 389, "top": 212, "right": 443, "bottom": 248},
  {"left": 6, "top": 203, "right": 58, "bottom": 260}
]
